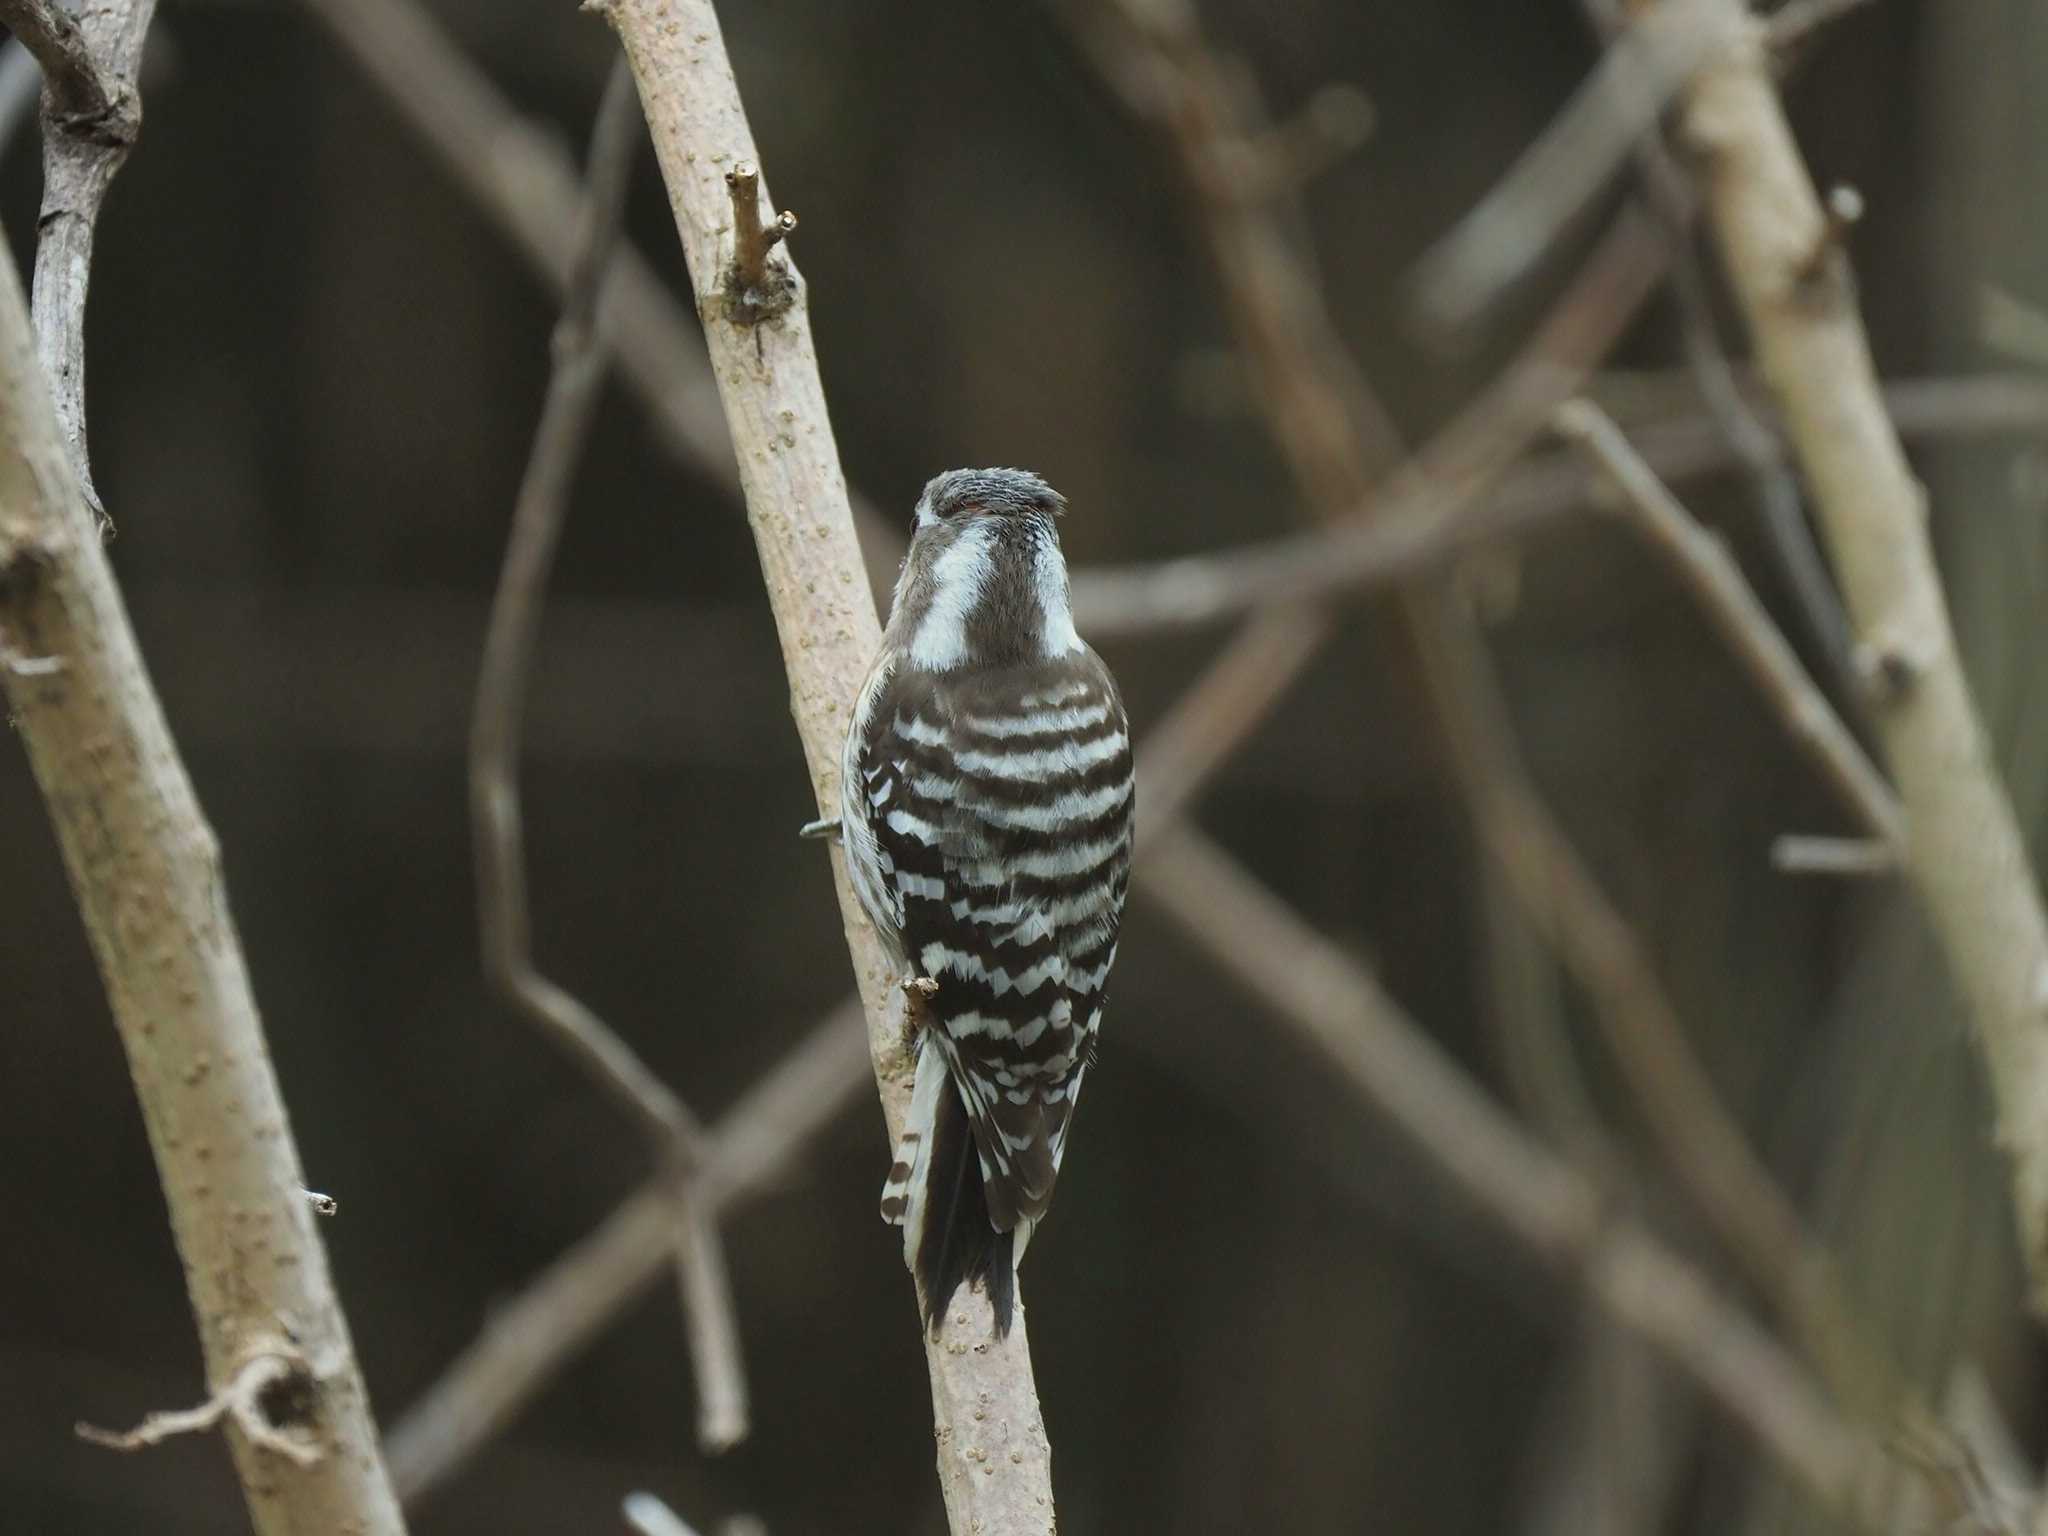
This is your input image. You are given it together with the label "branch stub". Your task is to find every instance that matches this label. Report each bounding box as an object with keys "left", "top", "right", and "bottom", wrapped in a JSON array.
[{"left": 721, "top": 159, "right": 797, "bottom": 323}]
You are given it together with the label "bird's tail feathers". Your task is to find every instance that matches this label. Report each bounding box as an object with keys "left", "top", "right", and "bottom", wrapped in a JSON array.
[{"left": 880, "top": 1044, "right": 1015, "bottom": 1336}]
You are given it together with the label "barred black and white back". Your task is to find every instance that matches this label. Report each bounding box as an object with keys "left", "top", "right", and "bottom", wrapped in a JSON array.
[{"left": 841, "top": 468, "right": 1132, "bottom": 1335}]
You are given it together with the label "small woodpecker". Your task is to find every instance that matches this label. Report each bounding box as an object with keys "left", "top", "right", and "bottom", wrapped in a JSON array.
[{"left": 838, "top": 468, "right": 1133, "bottom": 1335}]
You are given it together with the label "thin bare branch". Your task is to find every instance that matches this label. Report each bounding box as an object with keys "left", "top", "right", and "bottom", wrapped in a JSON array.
[
  {"left": 1070, "top": 371, "right": 2048, "bottom": 639},
  {"left": 1240, "top": 82, "right": 1376, "bottom": 197},
  {"left": 1682, "top": 0, "right": 2048, "bottom": 1311},
  {"left": 1554, "top": 396, "right": 1903, "bottom": 848},
  {"left": 1408, "top": 0, "right": 1869, "bottom": 337},
  {"left": 1669, "top": 267, "right": 1847, "bottom": 658},
  {"left": 624, "top": 1492, "right": 705, "bottom": 1536},
  {"left": 468, "top": 56, "right": 746, "bottom": 1455},
  {"left": 472, "top": 57, "right": 698, "bottom": 1155},
  {"left": 622, "top": 1493, "right": 774, "bottom": 1536},
  {"left": 386, "top": 1002, "right": 870, "bottom": 1504},
  {"left": 1477, "top": 850, "right": 1616, "bottom": 1171},
  {"left": 78, "top": 1347, "right": 324, "bottom": 1469},
  {"left": 24, "top": 0, "right": 152, "bottom": 521},
  {"left": 0, "top": 0, "right": 116, "bottom": 127},
  {"left": 1980, "top": 284, "right": 2048, "bottom": 370},
  {"left": 676, "top": 1210, "right": 748, "bottom": 1453},
  {"left": 1771, "top": 834, "right": 1897, "bottom": 877},
  {"left": 1407, "top": 0, "right": 1741, "bottom": 335}
]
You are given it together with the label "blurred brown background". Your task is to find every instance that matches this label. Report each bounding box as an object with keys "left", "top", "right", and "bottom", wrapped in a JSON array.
[{"left": 4, "top": 0, "right": 2043, "bottom": 1531}]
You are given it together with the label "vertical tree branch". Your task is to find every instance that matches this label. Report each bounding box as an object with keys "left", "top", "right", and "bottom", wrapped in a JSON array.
[
  {"left": 584, "top": 1, "right": 1055, "bottom": 1528},
  {"left": 1682, "top": 4, "right": 2048, "bottom": 1310},
  {"left": 0, "top": 156, "right": 407, "bottom": 1536},
  {"left": 0, "top": 3, "right": 405, "bottom": 1530}
]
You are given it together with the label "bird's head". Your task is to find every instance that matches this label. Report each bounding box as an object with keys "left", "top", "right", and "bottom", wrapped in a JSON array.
[{"left": 889, "top": 467, "right": 1082, "bottom": 671}]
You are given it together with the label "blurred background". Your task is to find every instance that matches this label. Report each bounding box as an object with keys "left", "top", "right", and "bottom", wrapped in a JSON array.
[{"left": 3, "top": 0, "right": 2045, "bottom": 1531}]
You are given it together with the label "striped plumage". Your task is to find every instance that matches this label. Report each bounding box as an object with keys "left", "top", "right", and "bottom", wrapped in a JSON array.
[{"left": 842, "top": 468, "right": 1132, "bottom": 1335}]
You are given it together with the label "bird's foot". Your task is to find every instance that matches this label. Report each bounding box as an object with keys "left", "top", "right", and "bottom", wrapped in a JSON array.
[{"left": 900, "top": 975, "right": 938, "bottom": 1055}]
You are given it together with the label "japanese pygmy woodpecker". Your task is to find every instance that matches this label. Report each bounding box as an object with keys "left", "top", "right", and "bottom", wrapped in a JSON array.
[{"left": 839, "top": 468, "right": 1133, "bottom": 1334}]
